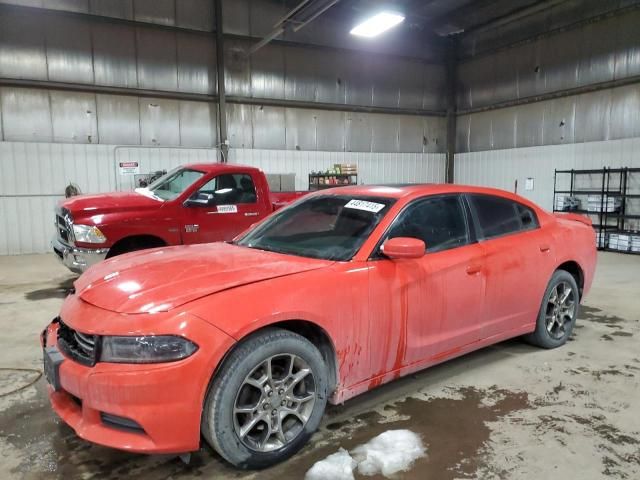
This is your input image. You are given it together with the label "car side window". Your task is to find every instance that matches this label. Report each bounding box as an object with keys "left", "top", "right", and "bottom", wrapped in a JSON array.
[
  {"left": 386, "top": 195, "right": 469, "bottom": 252},
  {"left": 469, "top": 194, "right": 539, "bottom": 239},
  {"left": 194, "top": 174, "right": 257, "bottom": 205}
]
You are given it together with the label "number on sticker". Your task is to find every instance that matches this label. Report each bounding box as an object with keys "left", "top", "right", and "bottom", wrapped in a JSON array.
[
  {"left": 344, "top": 199, "right": 386, "bottom": 213},
  {"left": 216, "top": 205, "right": 238, "bottom": 214}
]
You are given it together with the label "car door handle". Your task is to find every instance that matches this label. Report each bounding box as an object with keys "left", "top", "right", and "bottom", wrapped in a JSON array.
[
  {"left": 539, "top": 244, "right": 551, "bottom": 252},
  {"left": 244, "top": 212, "right": 259, "bottom": 217},
  {"left": 466, "top": 264, "right": 482, "bottom": 275}
]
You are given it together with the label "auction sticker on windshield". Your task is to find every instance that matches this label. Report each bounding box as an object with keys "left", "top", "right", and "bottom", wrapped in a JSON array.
[
  {"left": 344, "top": 199, "right": 386, "bottom": 213},
  {"left": 217, "top": 205, "right": 238, "bottom": 214}
]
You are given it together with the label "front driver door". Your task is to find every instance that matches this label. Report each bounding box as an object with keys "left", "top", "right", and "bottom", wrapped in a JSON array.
[
  {"left": 183, "top": 173, "right": 264, "bottom": 244},
  {"left": 367, "top": 195, "right": 486, "bottom": 378}
]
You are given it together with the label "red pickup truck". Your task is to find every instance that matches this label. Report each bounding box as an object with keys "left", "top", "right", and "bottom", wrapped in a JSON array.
[{"left": 52, "top": 163, "right": 308, "bottom": 274}]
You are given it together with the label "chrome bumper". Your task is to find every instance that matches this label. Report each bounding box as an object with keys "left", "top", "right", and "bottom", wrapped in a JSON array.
[{"left": 51, "top": 237, "right": 109, "bottom": 274}]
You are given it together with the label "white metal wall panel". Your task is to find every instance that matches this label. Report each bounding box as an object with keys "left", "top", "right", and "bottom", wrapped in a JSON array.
[
  {"left": 0, "top": 141, "right": 217, "bottom": 254},
  {"left": 178, "top": 101, "right": 216, "bottom": 147},
  {"left": 95, "top": 94, "right": 141, "bottom": 145},
  {"left": 50, "top": 91, "right": 98, "bottom": 144},
  {"left": 454, "top": 137, "right": 640, "bottom": 211},
  {"left": 228, "top": 148, "right": 446, "bottom": 191},
  {"left": 0, "top": 88, "right": 52, "bottom": 142},
  {"left": 139, "top": 98, "right": 180, "bottom": 146}
]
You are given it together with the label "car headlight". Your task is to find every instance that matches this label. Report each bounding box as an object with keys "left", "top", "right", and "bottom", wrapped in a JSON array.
[
  {"left": 100, "top": 335, "right": 198, "bottom": 363},
  {"left": 72, "top": 224, "right": 107, "bottom": 243}
]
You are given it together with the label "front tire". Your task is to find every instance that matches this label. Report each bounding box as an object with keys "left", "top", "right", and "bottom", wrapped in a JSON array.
[
  {"left": 525, "top": 270, "right": 579, "bottom": 349},
  {"left": 202, "top": 328, "right": 328, "bottom": 469}
]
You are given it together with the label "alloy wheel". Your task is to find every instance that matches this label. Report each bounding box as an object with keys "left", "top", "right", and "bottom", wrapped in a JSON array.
[
  {"left": 232, "top": 353, "right": 317, "bottom": 452},
  {"left": 545, "top": 281, "right": 576, "bottom": 340}
]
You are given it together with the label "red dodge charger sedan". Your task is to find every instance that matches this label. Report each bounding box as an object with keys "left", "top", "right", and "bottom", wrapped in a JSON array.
[{"left": 42, "top": 184, "right": 596, "bottom": 468}]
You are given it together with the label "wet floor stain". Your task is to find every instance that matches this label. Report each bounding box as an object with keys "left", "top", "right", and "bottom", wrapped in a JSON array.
[
  {"left": 580, "top": 306, "right": 629, "bottom": 325},
  {"left": 24, "top": 279, "right": 75, "bottom": 301},
  {"left": 0, "top": 381, "right": 531, "bottom": 480}
]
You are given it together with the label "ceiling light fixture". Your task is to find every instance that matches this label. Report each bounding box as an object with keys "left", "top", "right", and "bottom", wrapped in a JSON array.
[{"left": 350, "top": 11, "right": 405, "bottom": 38}]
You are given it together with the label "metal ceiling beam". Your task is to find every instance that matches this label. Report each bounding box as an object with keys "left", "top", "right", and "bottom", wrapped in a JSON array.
[
  {"left": 456, "top": 74, "right": 640, "bottom": 115},
  {"left": 0, "top": 78, "right": 446, "bottom": 117},
  {"left": 246, "top": 0, "right": 341, "bottom": 56},
  {"left": 460, "top": 0, "right": 566, "bottom": 35}
]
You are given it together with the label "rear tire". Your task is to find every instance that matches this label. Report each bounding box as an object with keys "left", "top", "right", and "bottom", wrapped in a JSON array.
[
  {"left": 202, "top": 328, "right": 328, "bottom": 469},
  {"left": 525, "top": 270, "right": 579, "bottom": 349}
]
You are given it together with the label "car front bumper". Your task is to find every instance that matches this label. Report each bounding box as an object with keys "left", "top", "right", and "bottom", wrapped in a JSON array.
[
  {"left": 41, "top": 313, "right": 235, "bottom": 454},
  {"left": 51, "top": 236, "right": 109, "bottom": 274}
]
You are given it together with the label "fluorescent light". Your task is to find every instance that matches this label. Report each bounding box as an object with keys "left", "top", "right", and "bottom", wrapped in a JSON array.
[{"left": 350, "top": 11, "right": 405, "bottom": 38}]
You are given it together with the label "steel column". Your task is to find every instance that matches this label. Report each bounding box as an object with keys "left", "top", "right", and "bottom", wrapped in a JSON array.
[
  {"left": 214, "top": 0, "right": 228, "bottom": 162},
  {"left": 445, "top": 39, "right": 458, "bottom": 183}
]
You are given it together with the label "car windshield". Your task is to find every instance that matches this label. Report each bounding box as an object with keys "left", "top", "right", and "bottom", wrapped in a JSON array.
[
  {"left": 146, "top": 168, "right": 205, "bottom": 201},
  {"left": 235, "top": 195, "right": 396, "bottom": 261}
]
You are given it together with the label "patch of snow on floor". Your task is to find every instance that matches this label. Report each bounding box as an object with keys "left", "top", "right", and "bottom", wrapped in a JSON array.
[
  {"left": 305, "top": 448, "right": 356, "bottom": 480},
  {"left": 305, "top": 430, "right": 426, "bottom": 479},
  {"left": 352, "top": 429, "right": 426, "bottom": 477}
]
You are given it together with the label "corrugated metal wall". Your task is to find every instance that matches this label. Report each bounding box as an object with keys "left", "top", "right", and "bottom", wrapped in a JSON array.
[
  {"left": 456, "top": 84, "right": 640, "bottom": 152},
  {"left": 455, "top": 137, "right": 640, "bottom": 211},
  {"left": 456, "top": 8, "right": 640, "bottom": 152},
  {"left": 0, "top": 141, "right": 445, "bottom": 254}
]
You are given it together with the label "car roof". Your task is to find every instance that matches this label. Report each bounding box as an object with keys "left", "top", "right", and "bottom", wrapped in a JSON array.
[
  {"left": 318, "top": 183, "right": 528, "bottom": 201},
  {"left": 184, "top": 163, "right": 260, "bottom": 174}
]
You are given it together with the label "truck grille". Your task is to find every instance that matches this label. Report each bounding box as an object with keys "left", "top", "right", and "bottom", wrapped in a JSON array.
[
  {"left": 57, "top": 318, "right": 99, "bottom": 366},
  {"left": 55, "top": 208, "right": 73, "bottom": 244}
]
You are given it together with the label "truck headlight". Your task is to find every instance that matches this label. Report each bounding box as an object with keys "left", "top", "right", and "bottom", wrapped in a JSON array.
[
  {"left": 100, "top": 335, "right": 198, "bottom": 363},
  {"left": 72, "top": 224, "right": 107, "bottom": 243}
]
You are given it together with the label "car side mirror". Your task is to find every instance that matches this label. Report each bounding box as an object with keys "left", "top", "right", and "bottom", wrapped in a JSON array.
[
  {"left": 381, "top": 237, "right": 425, "bottom": 259},
  {"left": 184, "top": 192, "right": 213, "bottom": 207}
]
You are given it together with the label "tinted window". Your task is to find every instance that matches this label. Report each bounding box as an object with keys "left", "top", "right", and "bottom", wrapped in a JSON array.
[
  {"left": 386, "top": 196, "right": 469, "bottom": 252},
  {"left": 236, "top": 195, "right": 395, "bottom": 261},
  {"left": 194, "top": 174, "right": 257, "bottom": 205},
  {"left": 470, "top": 194, "right": 538, "bottom": 239}
]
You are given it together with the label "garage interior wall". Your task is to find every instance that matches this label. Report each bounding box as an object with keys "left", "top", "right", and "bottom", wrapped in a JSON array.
[
  {"left": 454, "top": 2, "right": 640, "bottom": 210},
  {"left": 0, "top": 0, "right": 447, "bottom": 254}
]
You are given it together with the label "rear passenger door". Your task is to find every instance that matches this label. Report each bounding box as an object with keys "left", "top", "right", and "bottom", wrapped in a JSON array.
[{"left": 467, "top": 194, "right": 553, "bottom": 339}]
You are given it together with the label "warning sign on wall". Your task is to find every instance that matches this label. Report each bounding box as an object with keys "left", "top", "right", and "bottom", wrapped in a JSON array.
[{"left": 119, "top": 161, "right": 140, "bottom": 175}]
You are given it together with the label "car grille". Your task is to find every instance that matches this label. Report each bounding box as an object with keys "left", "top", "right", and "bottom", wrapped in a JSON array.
[
  {"left": 55, "top": 208, "right": 73, "bottom": 244},
  {"left": 57, "top": 318, "right": 99, "bottom": 366}
]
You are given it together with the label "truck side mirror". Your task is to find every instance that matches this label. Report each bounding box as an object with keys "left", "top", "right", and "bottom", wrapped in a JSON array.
[{"left": 184, "top": 192, "right": 213, "bottom": 207}]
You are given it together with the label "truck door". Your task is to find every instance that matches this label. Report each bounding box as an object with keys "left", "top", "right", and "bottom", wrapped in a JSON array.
[{"left": 182, "top": 172, "right": 268, "bottom": 244}]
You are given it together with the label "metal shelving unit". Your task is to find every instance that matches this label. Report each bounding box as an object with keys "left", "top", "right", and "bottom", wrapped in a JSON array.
[
  {"left": 553, "top": 167, "right": 640, "bottom": 254},
  {"left": 308, "top": 173, "right": 358, "bottom": 190}
]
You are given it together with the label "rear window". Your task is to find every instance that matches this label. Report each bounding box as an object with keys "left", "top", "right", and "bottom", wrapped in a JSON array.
[{"left": 469, "top": 194, "right": 539, "bottom": 239}]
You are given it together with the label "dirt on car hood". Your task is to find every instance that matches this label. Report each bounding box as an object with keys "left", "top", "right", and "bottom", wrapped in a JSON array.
[{"left": 74, "top": 243, "right": 333, "bottom": 314}]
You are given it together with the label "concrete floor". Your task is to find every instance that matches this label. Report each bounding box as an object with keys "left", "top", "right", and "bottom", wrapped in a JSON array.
[{"left": 0, "top": 252, "right": 638, "bottom": 479}]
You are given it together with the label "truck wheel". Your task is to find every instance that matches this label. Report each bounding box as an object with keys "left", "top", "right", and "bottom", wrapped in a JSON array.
[
  {"left": 525, "top": 270, "right": 579, "bottom": 349},
  {"left": 202, "top": 328, "right": 328, "bottom": 469}
]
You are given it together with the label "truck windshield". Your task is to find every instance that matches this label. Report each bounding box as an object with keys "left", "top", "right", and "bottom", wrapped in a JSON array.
[
  {"left": 147, "top": 168, "right": 205, "bottom": 201},
  {"left": 235, "top": 195, "right": 395, "bottom": 261}
]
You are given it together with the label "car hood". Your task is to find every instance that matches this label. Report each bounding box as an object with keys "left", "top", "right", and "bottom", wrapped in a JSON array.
[
  {"left": 74, "top": 243, "right": 333, "bottom": 314},
  {"left": 60, "top": 191, "right": 163, "bottom": 218}
]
